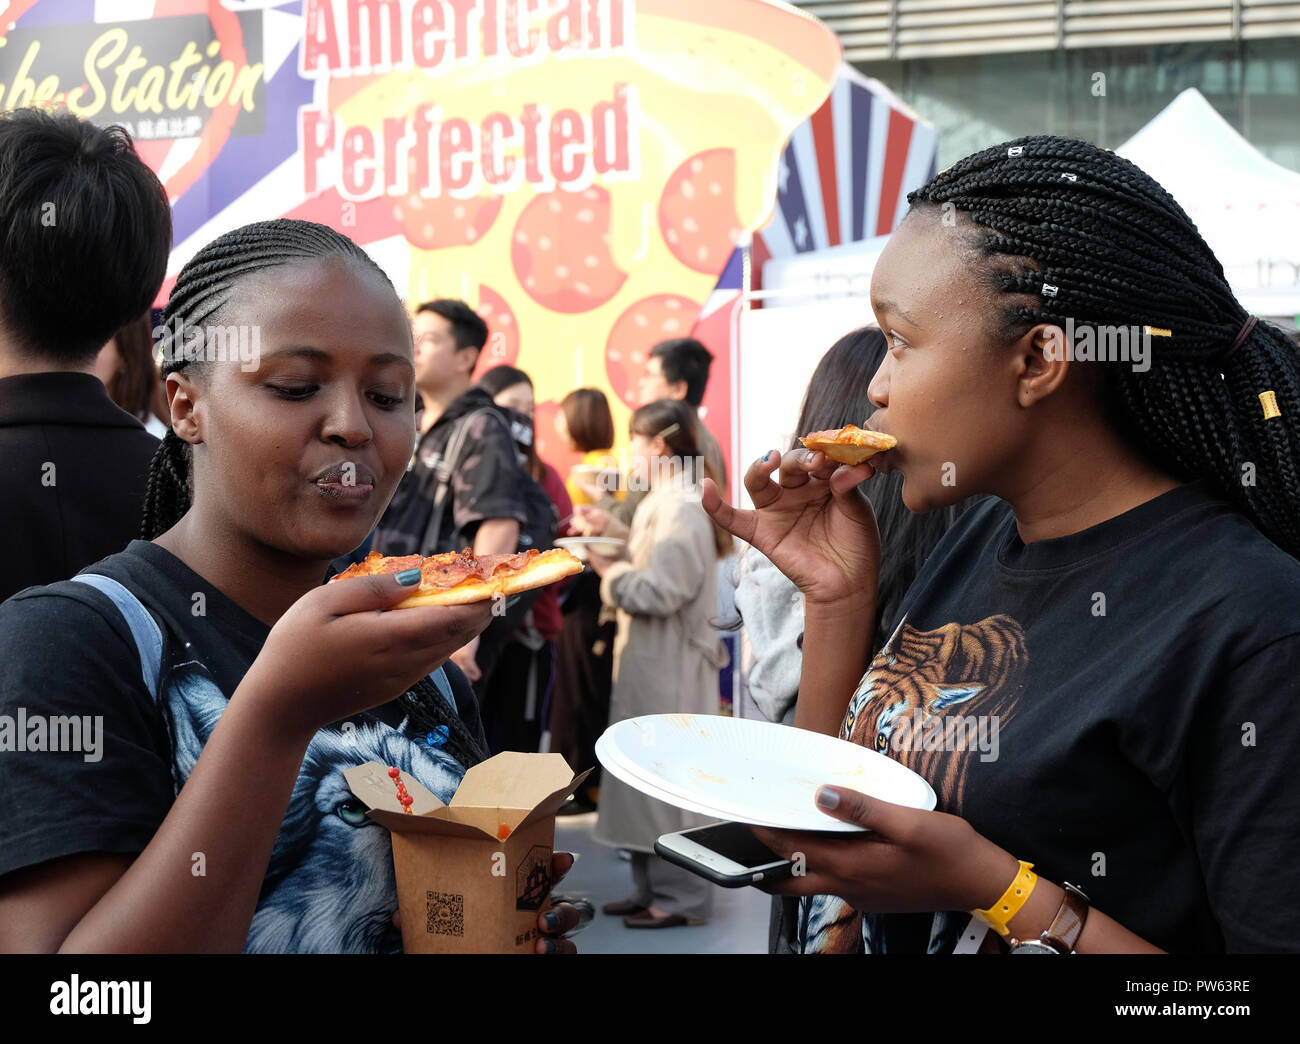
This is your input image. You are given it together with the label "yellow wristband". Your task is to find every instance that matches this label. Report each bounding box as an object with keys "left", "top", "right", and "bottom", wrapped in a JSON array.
[{"left": 971, "top": 860, "right": 1037, "bottom": 938}]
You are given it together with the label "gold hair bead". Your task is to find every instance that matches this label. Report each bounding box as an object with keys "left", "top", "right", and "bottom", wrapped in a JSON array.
[
  {"left": 1260, "top": 390, "right": 1281, "bottom": 420},
  {"left": 1143, "top": 326, "right": 1172, "bottom": 337}
]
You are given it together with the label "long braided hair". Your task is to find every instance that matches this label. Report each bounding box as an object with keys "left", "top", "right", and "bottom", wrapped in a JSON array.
[
  {"left": 142, "top": 218, "right": 486, "bottom": 768},
  {"left": 909, "top": 136, "right": 1300, "bottom": 557}
]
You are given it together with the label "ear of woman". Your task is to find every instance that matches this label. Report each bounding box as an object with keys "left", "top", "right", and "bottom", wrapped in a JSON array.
[
  {"left": 1017, "top": 324, "right": 1072, "bottom": 408},
  {"left": 163, "top": 370, "right": 203, "bottom": 445}
]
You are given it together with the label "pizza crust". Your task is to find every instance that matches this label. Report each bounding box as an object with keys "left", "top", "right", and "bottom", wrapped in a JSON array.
[
  {"left": 798, "top": 424, "right": 897, "bottom": 465},
  {"left": 333, "top": 548, "right": 584, "bottom": 608},
  {"left": 395, "top": 553, "right": 583, "bottom": 608}
]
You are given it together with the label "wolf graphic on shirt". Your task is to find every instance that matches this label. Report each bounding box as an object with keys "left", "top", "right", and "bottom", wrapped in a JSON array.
[
  {"left": 165, "top": 662, "right": 464, "bottom": 954},
  {"left": 801, "top": 614, "right": 1029, "bottom": 954}
]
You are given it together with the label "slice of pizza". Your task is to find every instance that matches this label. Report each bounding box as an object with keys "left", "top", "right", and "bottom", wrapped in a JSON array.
[
  {"left": 798, "top": 424, "right": 897, "bottom": 466},
  {"left": 330, "top": 548, "right": 584, "bottom": 608}
]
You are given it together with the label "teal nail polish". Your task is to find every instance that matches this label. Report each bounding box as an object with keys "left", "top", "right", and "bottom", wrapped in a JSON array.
[
  {"left": 543, "top": 911, "right": 560, "bottom": 932},
  {"left": 544, "top": 938, "right": 557, "bottom": 954},
  {"left": 763, "top": 450, "right": 772, "bottom": 462},
  {"left": 396, "top": 568, "right": 420, "bottom": 586}
]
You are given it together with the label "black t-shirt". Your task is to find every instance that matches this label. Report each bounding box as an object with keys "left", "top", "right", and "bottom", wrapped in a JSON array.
[
  {"left": 373, "top": 387, "right": 529, "bottom": 556},
  {"left": 0, "top": 372, "right": 159, "bottom": 603},
  {"left": 798, "top": 481, "right": 1300, "bottom": 954},
  {"left": 0, "top": 541, "right": 486, "bottom": 953}
]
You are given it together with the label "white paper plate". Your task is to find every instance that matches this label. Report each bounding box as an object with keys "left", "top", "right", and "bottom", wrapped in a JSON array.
[
  {"left": 595, "top": 733, "right": 746, "bottom": 821},
  {"left": 595, "top": 713, "right": 936, "bottom": 832},
  {"left": 594, "top": 730, "right": 872, "bottom": 831},
  {"left": 555, "top": 536, "right": 625, "bottom": 561}
]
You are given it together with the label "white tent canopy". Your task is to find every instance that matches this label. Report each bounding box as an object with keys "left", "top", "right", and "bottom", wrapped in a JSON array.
[{"left": 1118, "top": 88, "right": 1300, "bottom": 319}]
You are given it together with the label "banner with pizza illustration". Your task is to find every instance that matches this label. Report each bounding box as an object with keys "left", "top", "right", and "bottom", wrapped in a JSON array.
[{"left": 1, "top": 0, "right": 844, "bottom": 471}]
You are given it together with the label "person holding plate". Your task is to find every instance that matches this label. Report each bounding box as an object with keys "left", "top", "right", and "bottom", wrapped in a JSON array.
[
  {"left": 550, "top": 386, "right": 621, "bottom": 809},
  {"left": 703, "top": 137, "right": 1300, "bottom": 954},
  {"left": 583, "top": 399, "right": 732, "bottom": 928}
]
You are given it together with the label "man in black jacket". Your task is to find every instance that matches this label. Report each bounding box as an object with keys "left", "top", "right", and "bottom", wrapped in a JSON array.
[
  {"left": 0, "top": 109, "right": 172, "bottom": 603},
  {"left": 372, "top": 299, "right": 529, "bottom": 685}
]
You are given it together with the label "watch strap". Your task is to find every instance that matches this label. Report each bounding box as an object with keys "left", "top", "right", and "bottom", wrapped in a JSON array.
[
  {"left": 952, "top": 916, "right": 989, "bottom": 954},
  {"left": 1041, "top": 882, "right": 1090, "bottom": 953},
  {"left": 1009, "top": 882, "right": 1090, "bottom": 953}
]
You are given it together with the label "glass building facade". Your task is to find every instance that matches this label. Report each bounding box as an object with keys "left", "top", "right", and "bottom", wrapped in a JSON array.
[{"left": 857, "top": 37, "right": 1300, "bottom": 172}]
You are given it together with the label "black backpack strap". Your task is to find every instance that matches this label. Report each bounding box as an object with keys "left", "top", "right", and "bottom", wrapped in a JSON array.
[{"left": 421, "top": 407, "right": 507, "bottom": 553}]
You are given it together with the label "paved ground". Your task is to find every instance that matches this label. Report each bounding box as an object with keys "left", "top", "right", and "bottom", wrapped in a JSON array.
[{"left": 554, "top": 812, "right": 771, "bottom": 954}]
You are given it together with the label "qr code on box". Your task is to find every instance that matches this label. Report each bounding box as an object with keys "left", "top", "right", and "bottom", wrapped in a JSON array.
[{"left": 426, "top": 891, "right": 464, "bottom": 937}]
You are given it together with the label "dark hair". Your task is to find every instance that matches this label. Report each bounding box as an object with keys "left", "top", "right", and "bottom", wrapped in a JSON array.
[
  {"left": 103, "top": 311, "right": 169, "bottom": 429},
  {"left": 909, "top": 135, "right": 1300, "bottom": 557},
  {"left": 476, "top": 364, "right": 531, "bottom": 398},
  {"left": 476, "top": 365, "right": 544, "bottom": 482},
  {"left": 790, "top": 327, "right": 966, "bottom": 653},
  {"left": 0, "top": 109, "right": 171, "bottom": 364},
  {"left": 416, "top": 299, "right": 488, "bottom": 354},
  {"left": 650, "top": 337, "right": 713, "bottom": 407},
  {"left": 139, "top": 219, "right": 483, "bottom": 768},
  {"left": 630, "top": 398, "right": 731, "bottom": 558},
  {"left": 560, "top": 387, "right": 615, "bottom": 452}
]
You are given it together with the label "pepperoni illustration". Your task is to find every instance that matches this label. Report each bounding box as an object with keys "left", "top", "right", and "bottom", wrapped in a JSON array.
[
  {"left": 394, "top": 156, "right": 503, "bottom": 249},
  {"left": 659, "top": 149, "right": 743, "bottom": 274},
  {"left": 512, "top": 187, "right": 628, "bottom": 313},
  {"left": 604, "top": 294, "right": 702, "bottom": 407}
]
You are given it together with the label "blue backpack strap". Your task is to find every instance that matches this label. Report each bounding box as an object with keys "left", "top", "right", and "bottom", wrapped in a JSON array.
[
  {"left": 70, "top": 574, "right": 164, "bottom": 702},
  {"left": 429, "top": 665, "right": 456, "bottom": 713},
  {"left": 71, "top": 573, "right": 453, "bottom": 720}
]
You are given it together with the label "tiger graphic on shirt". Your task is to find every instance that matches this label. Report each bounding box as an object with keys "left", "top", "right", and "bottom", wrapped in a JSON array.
[{"left": 801, "top": 613, "right": 1029, "bottom": 954}]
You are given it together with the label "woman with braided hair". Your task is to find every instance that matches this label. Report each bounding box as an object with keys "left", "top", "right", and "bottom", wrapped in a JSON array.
[
  {"left": 0, "top": 219, "right": 581, "bottom": 953},
  {"left": 705, "top": 136, "right": 1300, "bottom": 953}
]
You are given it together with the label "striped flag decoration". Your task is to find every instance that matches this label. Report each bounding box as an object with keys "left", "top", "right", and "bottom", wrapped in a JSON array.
[{"left": 757, "top": 64, "right": 937, "bottom": 260}]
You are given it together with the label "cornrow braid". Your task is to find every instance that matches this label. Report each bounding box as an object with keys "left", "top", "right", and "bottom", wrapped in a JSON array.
[
  {"left": 138, "top": 221, "right": 484, "bottom": 770},
  {"left": 140, "top": 219, "right": 399, "bottom": 541},
  {"left": 910, "top": 136, "right": 1300, "bottom": 557},
  {"left": 140, "top": 429, "right": 193, "bottom": 542}
]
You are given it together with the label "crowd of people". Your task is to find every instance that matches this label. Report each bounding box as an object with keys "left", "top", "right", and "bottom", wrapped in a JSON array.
[{"left": 1, "top": 105, "right": 1298, "bottom": 955}]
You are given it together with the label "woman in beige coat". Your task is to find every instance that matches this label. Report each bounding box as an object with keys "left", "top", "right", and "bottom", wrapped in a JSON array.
[{"left": 579, "top": 399, "right": 731, "bottom": 928}]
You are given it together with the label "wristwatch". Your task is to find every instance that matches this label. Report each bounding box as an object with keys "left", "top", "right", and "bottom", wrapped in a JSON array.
[{"left": 1008, "top": 882, "right": 1090, "bottom": 954}]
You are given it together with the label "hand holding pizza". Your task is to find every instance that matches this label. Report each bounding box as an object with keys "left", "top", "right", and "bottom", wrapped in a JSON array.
[
  {"left": 571, "top": 505, "right": 628, "bottom": 541},
  {"left": 570, "top": 505, "right": 608, "bottom": 536},
  {"left": 237, "top": 571, "right": 495, "bottom": 742},
  {"left": 701, "top": 448, "right": 882, "bottom": 607}
]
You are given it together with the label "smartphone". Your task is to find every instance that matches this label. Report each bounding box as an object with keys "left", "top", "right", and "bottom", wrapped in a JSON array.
[{"left": 655, "top": 822, "right": 793, "bottom": 888}]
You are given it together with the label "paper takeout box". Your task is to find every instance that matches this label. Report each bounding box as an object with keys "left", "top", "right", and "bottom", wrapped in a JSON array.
[{"left": 345, "top": 753, "right": 591, "bottom": 954}]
